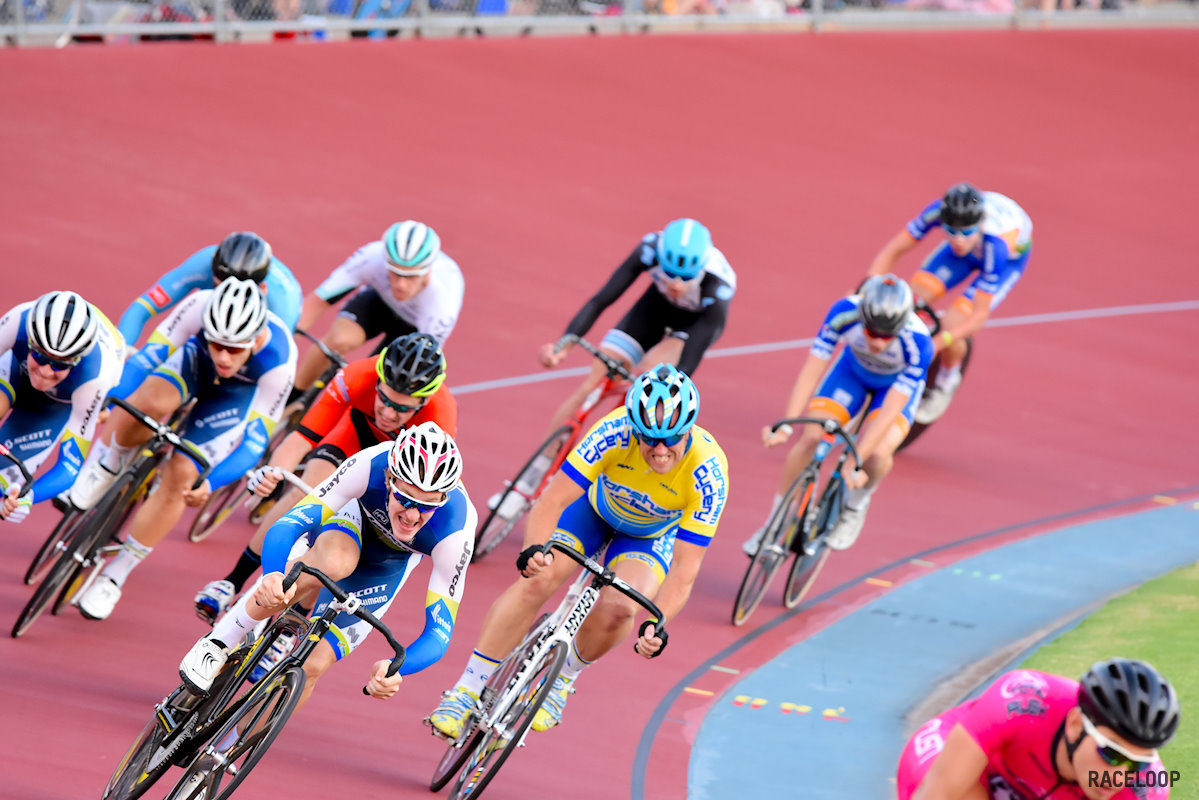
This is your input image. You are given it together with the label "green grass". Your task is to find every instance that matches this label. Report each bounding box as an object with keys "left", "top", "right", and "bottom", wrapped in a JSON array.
[{"left": 1020, "top": 561, "right": 1199, "bottom": 780}]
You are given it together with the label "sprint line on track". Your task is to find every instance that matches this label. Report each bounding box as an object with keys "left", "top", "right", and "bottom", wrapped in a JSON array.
[{"left": 453, "top": 300, "right": 1199, "bottom": 395}]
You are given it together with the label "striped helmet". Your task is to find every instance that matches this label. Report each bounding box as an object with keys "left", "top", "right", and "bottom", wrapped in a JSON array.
[
  {"left": 26, "top": 291, "right": 99, "bottom": 363},
  {"left": 203, "top": 278, "right": 268, "bottom": 347},
  {"left": 383, "top": 220, "right": 441, "bottom": 274},
  {"left": 388, "top": 421, "right": 463, "bottom": 494},
  {"left": 625, "top": 363, "right": 700, "bottom": 443}
]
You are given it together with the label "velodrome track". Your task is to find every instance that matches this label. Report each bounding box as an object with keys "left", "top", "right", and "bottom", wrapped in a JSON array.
[{"left": 1, "top": 30, "right": 1197, "bottom": 800}]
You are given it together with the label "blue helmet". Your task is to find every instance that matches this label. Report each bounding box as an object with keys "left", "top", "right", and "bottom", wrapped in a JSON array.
[
  {"left": 625, "top": 363, "right": 700, "bottom": 443},
  {"left": 656, "top": 218, "right": 712, "bottom": 280}
]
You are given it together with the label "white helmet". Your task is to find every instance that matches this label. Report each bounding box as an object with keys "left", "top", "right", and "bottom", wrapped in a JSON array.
[
  {"left": 27, "top": 291, "right": 99, "bottom": 362},
  {"left": 383, "top": 220, "right": 441, "bottom": 274},
  {"left": 203, "top": 278, "right": 268, "bottom": 347},
  {"left": 388, "top": 421, "right": 463, "bottom": 494}
]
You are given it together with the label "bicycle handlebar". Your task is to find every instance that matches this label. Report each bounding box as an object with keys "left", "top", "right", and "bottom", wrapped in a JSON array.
[
  {"left": 555, "top": 335, "right": 634, "bottom": 382},
  {"left": 0, "top": 444, "right": 34, "bottom": 498},
  {"left": 105, "top": 395, "right": 214, "bottom": 490},
  {"left": 770, "top": 416, "right": 863, "bottom": 470},
  {"left": 536, "top": 540, "right": 667, "bottom": 639},
  {"left": 295, "top": 328, "right": 349, "bottom": 371},
  {"left": 913, "top": 297, "right": 943, "bottom": 336},
  {"left": 280, "top": 561, "right": 406, "bottom": 689}
]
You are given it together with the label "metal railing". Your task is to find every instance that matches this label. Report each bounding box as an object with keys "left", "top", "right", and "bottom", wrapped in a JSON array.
[{"left": 2, "top": 0, "right": 1196, "bottom": 46}]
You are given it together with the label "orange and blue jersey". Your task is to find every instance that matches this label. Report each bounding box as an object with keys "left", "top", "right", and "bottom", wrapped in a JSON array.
[{"left": 907, "top": 191, "right": 1033, "bottom": 308}]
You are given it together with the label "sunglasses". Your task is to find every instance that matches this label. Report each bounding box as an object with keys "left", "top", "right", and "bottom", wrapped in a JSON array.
[
  {"left": 863, "top": 328, "right": 896, "bottom": 342},
  {"left": 1081, "top": 715, "right": 1157, "bottom": 771},
  {"left": 942, "top": 224, "right": 980, "bottom": 237},
  {"left": 633, "top": 430, "right": 687, "bottom": 448},
  {"left": 389, "top": 479, "right": 447, "bottom": 514},
  {"left": 30, "top": 349, "right": 78, "bottom": 372},
  {"left": 376, "top": 385, "right": 425, "bottom": 414},
  {"left": 208, "top": 340, "right": 251, "bottom": 355}
]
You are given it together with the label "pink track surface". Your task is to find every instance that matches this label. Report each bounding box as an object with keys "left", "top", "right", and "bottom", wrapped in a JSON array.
[{"left": 2, "top": 30, "right": 1198, "bottom": 800}]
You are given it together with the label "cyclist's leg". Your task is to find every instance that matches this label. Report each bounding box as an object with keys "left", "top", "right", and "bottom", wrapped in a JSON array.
[{"left": 947, "top": 248, "right": 1029, "bottom": 369}]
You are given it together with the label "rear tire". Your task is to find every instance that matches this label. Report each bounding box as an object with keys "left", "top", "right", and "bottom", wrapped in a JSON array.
[
  {"left": 731, "top": 473, "right": 815, "bottom": 626},
  {"left": 473, "top": 425, "right": 573, "bottom": 562},
  {"left": 450, "top": 641, "right": 568, "bottom": 800}
]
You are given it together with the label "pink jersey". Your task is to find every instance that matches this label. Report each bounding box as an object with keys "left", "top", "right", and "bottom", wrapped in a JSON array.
[{"left": 897, "top": 670, "right": 1170, "bottom": 799}]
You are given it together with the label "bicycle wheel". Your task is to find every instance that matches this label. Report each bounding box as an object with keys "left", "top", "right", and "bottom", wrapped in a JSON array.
[
  {"left": 187, "top": 475, "right": 249, "bottom": 543},
  {"left": 450, "top": 640, "right": 568, "bottom": 800},
  {"left": 473, "top": 425, "right": 573, "bottom": 563},
  {"left": 430, "top": 611, "right": 553, "bottom": 792},
  {"left": 23, "top": 506, "right": 80, "bottom": 585},
  {"left": 103, "top": 686, "right": 203, "bottom": 800},
  {"left": 783, "top": 478, "right": 844, "bottom": 608},
  {"left": 11, "top": 472, "right": 134, "bottom": 638},
  {"left": 166, "top": 665, "right": 305, "bottom": 800},
  {"left": 731, "top": 473, "right": 815, "bottom": 627},
  {"left": 897, "top": 338, "right": 974, "bottom": 453}
]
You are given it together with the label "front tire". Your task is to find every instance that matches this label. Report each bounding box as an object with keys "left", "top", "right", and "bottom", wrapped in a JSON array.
[
  {"left": 732, "top": 474, "right": 815, "bottom": 626},
  {"left": 187, "top": 476, "right": 249, "bottom": 543}
]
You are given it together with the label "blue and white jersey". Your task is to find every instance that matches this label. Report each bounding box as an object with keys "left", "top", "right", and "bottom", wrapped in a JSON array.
[
  {"left": 0, "top": 302, "right": 124, "bottom": 502},
  {"left": 906, "top": 192, "right": 1033, "bottom": 292},
  {"left": 638, "top": 231, "right": 737, "bottom": 313},
  {"left": 313, "top": 241, "right": 464, "bottom": 344},
  {"left": 111, "top": 289, "right": 296, "bottom": 490},
  {"left": 118, "top": 244, "right": 303, "bottom": 344},
  {"left": 811, "top": 295, "right": 934, "bottom": 397},
  {"left": 262, "top": 441, "right": 477, "bottom": 674}
]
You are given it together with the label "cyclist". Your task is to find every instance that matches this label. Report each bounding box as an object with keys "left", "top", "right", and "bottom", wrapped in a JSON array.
[
  {"left": 743, "top": 275, "right": 932, "bottom": 555},
  {"left": 293, "top": 220, "right": 463, "bottom": 391},
  {"left": 538, "top": 218, "right": 735, "bottom": 434},
  {"left": 117, "top": 231, "right": 303, "bottom": 344},
  {"left": 897, "top": 658, "right": 1179, "bottom": 799},
  {"left": 0, "top": 292, "right": 123, "bottom": 525},
  {"left": 866, "top": 182, "right": 1033, "bottom": 423},
  {"left": 428, "top": 364, "right": 728, "bottom": 737},
  {"left": 178, "top": 423, "right": 476, "bottom": 714},
  {"left": 192, "top": 332, "right": 458, "bottom": 623},
  {"left": 69, "top": 279, "right": 297, "bottom": 621}
]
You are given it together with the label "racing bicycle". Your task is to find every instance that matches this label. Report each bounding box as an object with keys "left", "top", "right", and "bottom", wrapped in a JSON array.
[
  {"left": 473, "top": 335, "right": 633, "bottom": 562},
  {"left": 103, "top": 561, "right": 405, "bottom": 800},
  {"left": 430, "top": 540, "right": 666, "bottom": 799},
  {"left": 732, "top": 416, "right": 862, "bottom": 626}
]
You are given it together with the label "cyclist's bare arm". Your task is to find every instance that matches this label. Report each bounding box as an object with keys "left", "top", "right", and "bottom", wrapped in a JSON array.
[
  {"left": 868, "top": 230, "right": 920, "bottom": 277},
  {"left": 647, "top": 538, "right": 705, "bottom": 626},
  {"left": 520, "top": 471, "right": 585, "bottom": 574},
  {"left": 763, "top": 351, "right": 830, "bottom": 447},
  {"left": 940, "top": 289, "right": 994, "bottom": 348},
  {"left": 911, "top": 724, "right": 990, "bottom": 800},
  {"left": 297, "top": 293, "right": 332, "bottom": 332}
]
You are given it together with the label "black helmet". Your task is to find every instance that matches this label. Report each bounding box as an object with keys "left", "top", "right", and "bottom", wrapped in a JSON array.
[
  {"left": 940, "top": 182, "right": 984, "bottom": 228},
  {"left": 859, "top": 274, "right": 913, "bottom": 338},
  {"left": 1078, "top": 658, "right": 1180, "bottom": 749},
  {"left": 375, "top": 333, "right": 446, "bottom": 398},
  {"left": 212, "top": 232, "right": 272, "bottom": 284}
]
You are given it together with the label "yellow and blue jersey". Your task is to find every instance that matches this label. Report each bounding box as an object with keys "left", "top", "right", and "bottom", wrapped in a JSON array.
[{"left": 561, "top": 408, "right": 729, "bottom": 548}]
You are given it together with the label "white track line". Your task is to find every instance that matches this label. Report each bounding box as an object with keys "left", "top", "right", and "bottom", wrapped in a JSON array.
[{"left": 453, "top": 299, "right": 1199, "bottom": 396}]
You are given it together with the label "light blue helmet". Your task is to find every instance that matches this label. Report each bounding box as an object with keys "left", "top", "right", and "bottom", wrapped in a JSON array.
[
  {"left": 383, "top": 220, "right": 441, "bottom": 273},
  {"left": 625, "top": 363, "right": 700, "bottom": 444},
  {"left": 656, "top": 218, "right": 712, "bottom": 280}
]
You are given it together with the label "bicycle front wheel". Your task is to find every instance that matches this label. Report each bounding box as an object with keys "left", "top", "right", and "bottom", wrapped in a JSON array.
[
  {"left": 103, "top": 687, "right": 201, "bottom": 800},
  {"left": 187, "top": 476, "right": 249, "bottom": 543},
  {"left": 24, "top": 507, "right": 79, "bottom": 586},
  {"left": 450, "top": 641, "right": 568, "bottom": 800},
  {"left": 473, "top": 425, "right": 573, "bottom": 562},
  {"left": 166, "top": 665, "right": 305, "bottom": 800},
  {"left": 783, "top": 477, "right": 843, "bottom": 609},
  {"left": 732, "top": 474, "right": 815, "bottom": 626}
]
